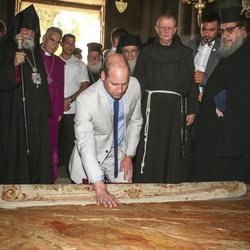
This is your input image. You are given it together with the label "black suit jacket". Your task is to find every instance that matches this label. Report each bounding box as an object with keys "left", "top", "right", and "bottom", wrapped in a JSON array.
[{"left": 188, "top": 36, "right": 221, "bottom": 87}]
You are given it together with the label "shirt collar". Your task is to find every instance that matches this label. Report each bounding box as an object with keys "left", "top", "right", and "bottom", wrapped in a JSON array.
[{"left": 41, "top": 46, "right": 51, "bottom": 56}]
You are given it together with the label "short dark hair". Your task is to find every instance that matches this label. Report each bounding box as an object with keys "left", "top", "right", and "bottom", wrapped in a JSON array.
[
  {"left": 201, "top": 12, "right": 221, "bottom": 25},
  {"left": 62, "top": 34, "right": 75, "bottom": 42},
  {"left": 111, "top": 27, "right": 128, "bottom": 44},
  {"left": 239, "top": 14, "right": 250, "bottom": 33}
]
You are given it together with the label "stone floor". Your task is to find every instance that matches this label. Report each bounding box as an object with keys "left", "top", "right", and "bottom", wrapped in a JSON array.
[
  {"left": 55, "top": 166, "right": 72, "bottom": 184},
  {"left": 1, "top": 183, "right": 249, "bottom": 249}
]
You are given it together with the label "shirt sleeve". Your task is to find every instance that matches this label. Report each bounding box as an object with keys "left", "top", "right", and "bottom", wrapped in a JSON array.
[{"left": 78, "top": 61, "right": 90, "bottom": 84}]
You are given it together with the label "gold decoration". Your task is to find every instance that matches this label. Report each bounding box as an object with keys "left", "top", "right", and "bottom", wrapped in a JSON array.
[
  {"left": 115, "top": 0, "right": 128, "bottom": 13},
  {"left": 181, "top": 0, "right": 216, "bottom": 26},
  {"left": 0, "top": 182, "right": 247, "bottom": 209},
  {"left": 242, "top": 0, "right": 250, "bottom": 18}
]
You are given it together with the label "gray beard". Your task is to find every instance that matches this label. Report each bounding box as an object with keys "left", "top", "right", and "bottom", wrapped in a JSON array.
[
  {"left": 127, "top": 58, "right": 137, "bottom": 75},
  {"left": 87, "top": 61, "right": 102, "bottom": 74},
  {"left": 22, "top": 37, "right": 35, "bottom": 50},
  {"left": 218, "top": 38, "right": 244, "bottom": 58}
]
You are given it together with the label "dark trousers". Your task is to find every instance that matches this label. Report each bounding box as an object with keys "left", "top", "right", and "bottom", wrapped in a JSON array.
[{"left": 58, "top": 114, "right": 75, "bottom": 168}]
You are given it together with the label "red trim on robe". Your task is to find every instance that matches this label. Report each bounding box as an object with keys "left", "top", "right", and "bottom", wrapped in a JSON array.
[{"left": 15, "top": 66, "right": 21, "bottom": 86}]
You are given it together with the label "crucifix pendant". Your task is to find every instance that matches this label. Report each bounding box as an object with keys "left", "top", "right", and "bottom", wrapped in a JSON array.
[{"left": 47, "top": 75, "right": 53, "bottom": 84}]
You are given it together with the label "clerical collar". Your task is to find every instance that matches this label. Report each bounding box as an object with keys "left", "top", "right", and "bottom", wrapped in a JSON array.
[{"left": 41, "top": 46, "right": 51, "bottom": 56}]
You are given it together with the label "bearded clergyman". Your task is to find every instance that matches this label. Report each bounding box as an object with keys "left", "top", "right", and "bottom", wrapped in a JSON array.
[
  {"left": 0, "top": 5, "right": 52, "bottom": 184},
  {"left": 116, "top": 34, "right": 142, "bottom": 76},
  {"left": 86, "top": 42, "right": 103, "bottom": 85},
  {"left": 190, "top": 6, "right": 250, "bottom": 182}
]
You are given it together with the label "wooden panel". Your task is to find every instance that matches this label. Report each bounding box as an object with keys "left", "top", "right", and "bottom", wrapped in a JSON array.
[{"left": 19, "top": 0, "right": 103, "bottom": 10}]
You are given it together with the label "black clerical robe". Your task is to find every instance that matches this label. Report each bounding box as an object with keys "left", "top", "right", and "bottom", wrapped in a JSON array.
[
  {"left": 88, "top": 70, "right": 100, "bottom": 85},
  {"left": 190, "top": 37, "right": 250, "bottom": 182},
  {"left": 133, "top": 36, "right": 199, "bottom": 183},
  {"left": 0, "top": 38, "right": 52, "bottom": 184}
]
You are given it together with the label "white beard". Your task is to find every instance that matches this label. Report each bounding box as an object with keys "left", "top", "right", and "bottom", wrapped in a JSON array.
[
  {"left": 22, "top": 36, "right": 35, "bottom": 50},
  {"left": 218, "top": 37, "right": 244, "bottom": 58},
  {"left": 127, "top": 58, "right": 137, "bottom": 75},
  {"left": 87, "top": 60, "right": 102, "bottom": 74}
]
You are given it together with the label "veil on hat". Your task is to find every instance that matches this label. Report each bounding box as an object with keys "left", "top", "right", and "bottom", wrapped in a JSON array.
[{"left": 1, "top": 4, "right": 40, "bottom": 45}]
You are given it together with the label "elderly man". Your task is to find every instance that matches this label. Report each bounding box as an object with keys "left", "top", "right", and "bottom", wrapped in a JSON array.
[
  {"left": 87, "top": 42, "right": 103, "bottom": 85},
  {"left": 41, "top": 27, "right": 65, "bottom": 183},
  {"left": 133, "top": 12, "right": 199, "bottom": 184},
  {"left": 191, "top": 7, "right": 250, "bottom": 182},
  {"left": 0, "top": 5, "right": 51, "bottom": 184},
  {"left": 116, "top": 34, "right": 142, "bottom": 75},
  {"left": 69, "top": 53, "right": 143, "bottom": 208}
]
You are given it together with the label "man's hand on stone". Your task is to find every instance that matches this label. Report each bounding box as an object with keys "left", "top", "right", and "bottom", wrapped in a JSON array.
[{"left": 93, "top": 180, "right": 120, "bottom": 208}]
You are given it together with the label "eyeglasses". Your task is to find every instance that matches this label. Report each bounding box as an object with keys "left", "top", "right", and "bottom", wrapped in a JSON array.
[
  {"left": 158, "top": 26, "right": 175, "bottom": 32},
  {"left": 219, "top": 24, "right": 240, "bottom": 35}
]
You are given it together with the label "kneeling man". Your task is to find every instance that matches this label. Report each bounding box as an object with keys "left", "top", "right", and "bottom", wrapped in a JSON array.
[{"left": 69, "top": 53, "right": 142, "bottom": 207}]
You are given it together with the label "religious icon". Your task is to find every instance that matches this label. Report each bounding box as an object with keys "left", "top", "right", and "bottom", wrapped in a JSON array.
[{"left": 31, "top": 72, "right": 41, "bottom": 86}]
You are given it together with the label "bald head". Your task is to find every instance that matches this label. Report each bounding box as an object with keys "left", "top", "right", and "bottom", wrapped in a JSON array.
[
  {"left": 103, "top": 53, "right": 129, "bottom": 77},
  {"left": 101, "top": 53, "right": 130, "bottom": 99}
]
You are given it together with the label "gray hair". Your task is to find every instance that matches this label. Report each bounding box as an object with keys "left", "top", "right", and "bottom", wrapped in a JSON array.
[
  {"left": 156, "top": 12, "right": 178, "bottom": 27},
  {"left": 44, "top": 27, "right": 63, "bottom": 39}
]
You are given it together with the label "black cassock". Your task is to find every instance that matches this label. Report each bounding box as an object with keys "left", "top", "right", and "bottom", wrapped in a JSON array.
[
  {"left": 133, "top": 36, "right": 199, "bottom": 183},
  {"left": 0, "top": 5, "right": 52, "bottom": 184},
  {"left": 190, "top": 37, "right": 250, "bottom": 182},
  {"left": 88, "top": 70, "right": 100, "bottom": 85},
  {"left": 0, "top": 39, "right": 52, "bottom": 184}
]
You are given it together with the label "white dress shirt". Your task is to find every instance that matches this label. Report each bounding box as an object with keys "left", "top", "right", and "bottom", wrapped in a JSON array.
[
  {"left": 194, "top": 40, "right": 215, "bottom": 72},
  {"left": 60, "top": 55, "right": 89, "bottom": 114}
]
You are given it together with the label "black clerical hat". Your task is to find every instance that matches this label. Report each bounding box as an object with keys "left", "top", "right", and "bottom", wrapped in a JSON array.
[
  {"left": 87, "top": 42, "right": 103, "bottom": 53},
  {"left": 0, "top": 4, "right": 40, "bottom": 44},
  {"left": 220, "top": 6, "right": 243, "bottom": 23},
  {"left": 116, "top": 34, "right": 142, "bottom": 53},
  {"left": 14, "top": 5, "right": 40, "bottom": 36}
]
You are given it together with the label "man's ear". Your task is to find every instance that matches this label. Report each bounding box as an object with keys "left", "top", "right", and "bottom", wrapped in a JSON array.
[
  {"left": 101, "top": 70, "right": 105, "bottom": 81},
  {"left": 155, "top": 25, "right": 159, "bottom": 36},
  {"left": 174, "top": 27, "right": 177, "bottom": 35}
]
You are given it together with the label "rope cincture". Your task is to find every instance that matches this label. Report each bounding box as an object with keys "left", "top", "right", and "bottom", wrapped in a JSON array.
[{"left": 140, "top": 90, "right": 184, "bottom": 174}]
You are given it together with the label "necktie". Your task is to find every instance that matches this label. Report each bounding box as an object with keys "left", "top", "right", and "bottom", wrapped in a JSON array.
[
  {"left": 201, "top": 39, "right": 213, "bottom": 47},
  {"left": 113, "top": 99, "right": 119, "bottom": 178}
]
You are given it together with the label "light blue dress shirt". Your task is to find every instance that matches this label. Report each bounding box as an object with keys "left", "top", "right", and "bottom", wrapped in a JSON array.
[{"left": 91, "top": 83, "right": 125, "bottom": 183}]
